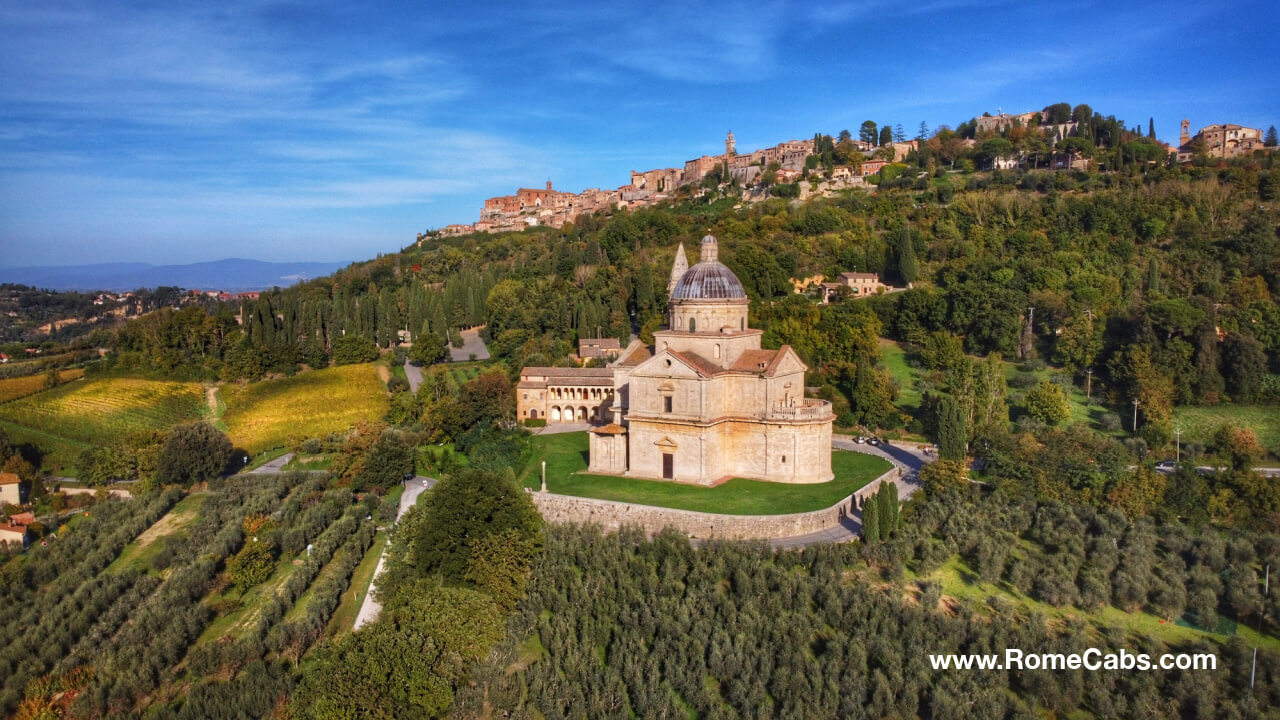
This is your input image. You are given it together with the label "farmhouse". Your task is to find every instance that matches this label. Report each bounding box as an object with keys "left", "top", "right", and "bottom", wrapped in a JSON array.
[
  {"left": 0, "top": 522, "right": 27, "bottom": 548},
  {"left": 0, "top": 473, "right": 23, "bottom": 506},
  {"left": 837, "top": 271, "right": 886, "bottom": 297},
  {"left": 577, "top": 338, "right": 622, "bottom": 361}
]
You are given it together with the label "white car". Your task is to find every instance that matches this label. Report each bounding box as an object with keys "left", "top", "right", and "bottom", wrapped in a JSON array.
[{"left": 1154, "top": 460, "right": 1177, "bottom": 472}]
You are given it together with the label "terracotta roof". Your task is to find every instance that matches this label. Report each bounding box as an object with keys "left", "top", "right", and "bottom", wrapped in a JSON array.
[
  {"left": 591, "top": 423, "right": 627, "bottom": 435},
  {"left": 763, "top": 345, "right": 799, "bottom": 377},
  {"left": 615, "top": 343, "right": 653, "bottom": 367},
  {"left": 579, "top": 338, "right": 621, "bottom": 349},
  {"left": 0, "top": 523, "right": 26, "bottom": 535},
  {"left": 520, "top": 367, "right": 614, "bottom": 378},
  {"left": 667, "top": 350, "right": 722, "bottom": 378},
  {"left": 728, "top": 349, "right": 779, "bottom": 373},
  {"left": 0, "top": 473, "right": 19, "bottom": 486},
  {"left": 8, "top": 512, "right": 35, "bottom": 525},
  {"left": 840, "top": 272, "right": 878, "bottom": 281}
]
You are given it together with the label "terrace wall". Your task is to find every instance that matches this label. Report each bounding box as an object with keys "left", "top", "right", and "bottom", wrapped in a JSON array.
[{"left": 529, "top": 466, "right": 897, "bottom": 540}]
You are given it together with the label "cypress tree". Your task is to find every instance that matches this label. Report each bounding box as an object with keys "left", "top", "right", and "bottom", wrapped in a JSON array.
[
  {"left": 936, "top": 395, "right": 968, "bottom": 460},
  {"left": 896, "top": 228, "right": 918, "bottom": 284},
  {"left": 888, "top": 482, "right": 899, "bottom": 530},
  {"left": 861, "top": 496, "right": 879, "bottom": 546},
  {"left": 876, "top": 485, "right": 893, "bottom": 541}
]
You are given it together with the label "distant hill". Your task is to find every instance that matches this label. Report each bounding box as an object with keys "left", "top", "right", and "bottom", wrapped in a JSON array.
[{"left": 0, "top": 258, "right": 351, "bottom": 292}]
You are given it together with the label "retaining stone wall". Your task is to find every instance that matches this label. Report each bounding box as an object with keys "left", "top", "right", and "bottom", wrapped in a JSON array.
[{"left": 531, "top": 467, "right": 896, "bottom": 540}]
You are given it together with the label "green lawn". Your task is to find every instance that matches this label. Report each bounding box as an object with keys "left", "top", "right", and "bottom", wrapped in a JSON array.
[
  {"left": 1171, "top": 404, "right": 1280, "bottom": 452},
  {"left": 518, "top": 432, "right": 891, "bottom": 515},
  {"left": 927, "top": 556, "right": 1280, "bottom": 654},
  {"left": 879, "top": 339, "right": 921, "bottom": 413}
]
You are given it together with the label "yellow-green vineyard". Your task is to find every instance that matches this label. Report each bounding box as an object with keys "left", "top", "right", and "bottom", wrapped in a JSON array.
[{"left": 219, "top": 363, "right": 389, "bottom": 454}]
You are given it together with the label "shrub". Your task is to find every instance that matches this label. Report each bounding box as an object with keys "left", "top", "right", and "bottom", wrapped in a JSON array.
[
  {"left": 157, "top": 423, "right": 234, "bottom": 485},
  {"left": 332, "top": 336, "right": 379, "bottom": 366}
]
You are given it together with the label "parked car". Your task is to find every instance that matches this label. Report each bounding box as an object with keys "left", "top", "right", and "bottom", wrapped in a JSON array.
[
  {"left": 868, "top": 438, "right": 879, "bottom": 446},
  {"left": 1154, "top": 460, "right": 1177, "bottom": 472},
  {"left": 855, "top": 436, "right": 866, "bottom": 444}
]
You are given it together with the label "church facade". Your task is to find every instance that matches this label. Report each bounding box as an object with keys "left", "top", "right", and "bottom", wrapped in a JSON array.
[{"left": 587, "top": 235, "right": 834, "bottom": 485}]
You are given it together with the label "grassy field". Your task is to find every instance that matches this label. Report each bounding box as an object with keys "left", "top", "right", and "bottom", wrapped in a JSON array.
[
  {"left": 1171, "top": 404, "right": 1280, "bottom": 452},
  {"left": 880, "top": 338, "right": 1101, "bottom": 428},
  {"left": 322, "top": 534, "right": 386, "bottom": 633},
  {"left": 922, "top": 555, "right": 1280, "bottom": 654},
  {"left": 198, "top": 556, "right": 301, "bottom": 644},
  {"left": 0, "top": 368, "right": 86, "bottom": 404},
  {"left": 445, "top": 360, "right": 496, "bottom": 387},
  {"left": 0, "top": 419, "right": 89, "bottom": 475},
  {"left": 220, "top": 364, "right": 389, "bottom": 454},
  {"left": 327, "top": 482, "right": 404, "bottom": 635},
  {"left": 108, "top": 493, "right": 206, "bottom": 574},
  {"left": 878, "top": 339, "right": 921, "bottom": 413},
  {"left": 517, "top": 431, "right": 891, "bottom": 515},
  {"left": 0, "top": 376, "right": 205, "bottom": 444}
]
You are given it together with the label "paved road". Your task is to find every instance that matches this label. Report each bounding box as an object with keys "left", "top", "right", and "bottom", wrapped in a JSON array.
[
  {"left": 245, "top": 453, "right": 295, "bottom": 475},
  {"left": 769, "top": 437, "right": 929, "bottom": 548},
  {"left": 449, "top": 328, "right": 490, "bottom": 362},
  {"left": 403, "top": 360, "right": 423, "bottom": 393},
  {"left": 535, "top": 422, "right": 593, "bottom": 435},
  {"left": 353, "top": 476, "right": 435, "bottom": 630}
]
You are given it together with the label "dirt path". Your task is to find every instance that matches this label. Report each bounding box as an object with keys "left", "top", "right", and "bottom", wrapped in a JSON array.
[{"left": 376, "top": 365, "right": 391, "bottom": 384}]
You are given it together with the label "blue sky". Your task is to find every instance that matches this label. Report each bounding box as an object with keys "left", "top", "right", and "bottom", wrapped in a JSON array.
[{"left": 1, "top": 0, "right": 1277, "bottom": 267}]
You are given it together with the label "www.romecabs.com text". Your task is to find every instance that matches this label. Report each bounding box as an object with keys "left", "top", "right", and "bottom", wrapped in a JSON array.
[{"left": 930, "top": 648, "right": 1217, "bottom": 672}]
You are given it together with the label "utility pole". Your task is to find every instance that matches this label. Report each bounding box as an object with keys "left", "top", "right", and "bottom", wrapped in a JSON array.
[
  {"left": 1085, "top": 369, "right": 1093, "bottom": 403},
  {"left": 1174, "top": 427, "right": 1182, "bottom": 462},
  {"left": 1132, "top": 398, "right": 1140, "bottom": 432}
]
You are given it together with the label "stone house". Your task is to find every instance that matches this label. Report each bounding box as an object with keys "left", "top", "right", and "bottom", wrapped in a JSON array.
[
  {"left": 0, "top": 522, "right": 26, "bottom": 548},
  {"left": 1178, "top": 120, "right": 1274, "bottom": 161},
  {"left": 578, "top": 338, "right": 622, "bottom": 361},
  {"left": 0, "top": 473, "right": 23, "bottom": 506},
  {"left": 837, "top": 271, "right": 885, "bottom": 296}
]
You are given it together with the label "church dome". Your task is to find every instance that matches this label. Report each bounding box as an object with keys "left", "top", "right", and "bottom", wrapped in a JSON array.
[{"left": 670, "top": 235, "right": 747, "bottom": 300}]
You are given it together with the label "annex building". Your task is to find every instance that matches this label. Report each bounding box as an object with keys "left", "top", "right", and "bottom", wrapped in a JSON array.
[{"left": 518, "top": 235, "right": 834, "bottom": 485}]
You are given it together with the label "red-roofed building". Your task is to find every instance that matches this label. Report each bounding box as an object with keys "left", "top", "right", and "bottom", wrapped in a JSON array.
[
  {"left": 0, "top": 522, "right": 27, "bottom": 548},
  {"left": 0, "top": 472, "right": 22, "bottom": 506}
]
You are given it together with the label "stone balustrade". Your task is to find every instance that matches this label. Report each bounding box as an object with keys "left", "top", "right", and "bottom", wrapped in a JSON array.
[{"left": 764, "top": 398, "right": 832, "bottom": 421}]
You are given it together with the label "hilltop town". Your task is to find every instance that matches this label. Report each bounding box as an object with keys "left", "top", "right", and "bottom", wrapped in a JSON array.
[{"left": 427, "top": 108, "right": 1279, "bottom": 239}]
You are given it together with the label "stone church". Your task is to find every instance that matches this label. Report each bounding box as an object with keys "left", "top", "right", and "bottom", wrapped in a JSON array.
[{"left": 586, "top": 234, "right": 834, "bottom": 485}]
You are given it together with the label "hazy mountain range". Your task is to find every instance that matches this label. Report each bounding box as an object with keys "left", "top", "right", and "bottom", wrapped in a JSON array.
[{"left": 0, "top": 259, "right": 351, "bottom": 292}]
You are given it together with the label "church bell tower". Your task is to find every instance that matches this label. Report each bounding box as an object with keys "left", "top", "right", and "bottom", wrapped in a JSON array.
[{"left": 725, "top": 131, "right": 736, "bottom": 157}]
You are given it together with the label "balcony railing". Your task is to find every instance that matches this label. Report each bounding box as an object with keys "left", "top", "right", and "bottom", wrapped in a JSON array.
[{"left": 765, "top": 398, "right": 832, "bottom": 421}]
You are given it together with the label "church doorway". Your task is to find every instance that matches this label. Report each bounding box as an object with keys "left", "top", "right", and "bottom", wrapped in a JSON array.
[{"left": 662, "top": 453, "right": 673, "bottom": 480}]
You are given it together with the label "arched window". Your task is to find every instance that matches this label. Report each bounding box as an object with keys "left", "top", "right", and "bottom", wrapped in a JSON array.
[
  {"left": 740, "top": 317, "right": 745, "bottom": 330},
  {"left": 689, "top": 317, "right": 696, "bottom": 333},
  {"left": 714, "top": 344, "right": 721, "bottom": 359}
]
